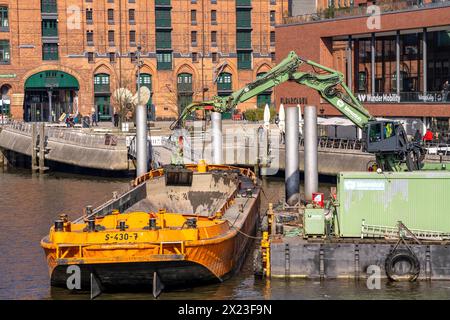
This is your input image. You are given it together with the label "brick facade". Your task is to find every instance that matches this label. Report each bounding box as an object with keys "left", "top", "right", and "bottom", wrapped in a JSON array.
[
  {"left": 276, "top": 2, "right": 450, "bottom": 120},
  {"left": 0, "top": 0, "right": 288, "bottom": 121}
]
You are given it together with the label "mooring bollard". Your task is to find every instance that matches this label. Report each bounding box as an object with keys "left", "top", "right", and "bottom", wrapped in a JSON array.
[
  {"left": 304, "top": 106, "right": 319, "bottom": 201},
  {"left": 211, "top": 112, "right": 223, "bottom": 165},
  {"left": 285, "top": 106, "right": 300, "bottom": 206}
]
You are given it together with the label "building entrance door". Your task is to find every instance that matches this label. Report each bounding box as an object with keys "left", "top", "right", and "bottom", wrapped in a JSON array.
[
  {"left": 95, "top": 95, "right": 111, "bottom": 122},
  {"left": 23, "top": 71, "right": 79, "bottom": 122}
]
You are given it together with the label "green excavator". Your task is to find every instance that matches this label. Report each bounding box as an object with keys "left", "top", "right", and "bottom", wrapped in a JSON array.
[{"left": 170, "top": 51, "right": 443, "bottom": 172}]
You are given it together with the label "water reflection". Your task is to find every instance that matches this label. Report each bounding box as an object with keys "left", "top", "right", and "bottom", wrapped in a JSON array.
[{"left": 1, "top": 169, "right": 449, "bottom": 300}]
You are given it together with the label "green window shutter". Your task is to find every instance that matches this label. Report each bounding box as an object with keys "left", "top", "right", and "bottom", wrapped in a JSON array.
[
  {"left": 41, "top": 0, "right": 57, "bottom": 14},
  {"left": 236, "top": 0, "right": 252, "bottom": 7},
  {"left": 0, "top": 40, "right": 10, "bottom": 64},
  {"left": 155, "top": 0, "right": 171, "bottom": 5},
  {"left": 237, "top": 51, "right": 252, "bottom": 70},
  {"left": 155, "top": 8, "right": 171, "bottom": 28},
  {"left": 236, "top": 31, "right": 251, "bottom": 49},
  {"left": 257, "top": 94, "right": 272, "bottom": 108},
  {"left": 236, "top": 9, "right": 251, "bottom": 28},
  {"left": 178, "top": 94, "right": 193, "bottom": 119},
  {"left": 156, "top": 30, "right": 172, "bottom": 49},
  {"left": 42, "top": 19, "right": 58, "bottom": 37},
  {"left": 42, "top": 43, "right": 59, "bottom": 61}
]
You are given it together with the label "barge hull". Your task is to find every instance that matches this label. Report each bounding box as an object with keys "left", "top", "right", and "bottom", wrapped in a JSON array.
[
  {"left": 50, "top": 261, "right": 218, "bottom": 291},
  {"left": 270, "top": 240, "right": 450, "bottom": 280}
]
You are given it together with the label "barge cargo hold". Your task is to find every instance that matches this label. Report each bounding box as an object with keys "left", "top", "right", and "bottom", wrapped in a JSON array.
[{"left": 41, "top": 164, "right": 261, "bottom": 292}]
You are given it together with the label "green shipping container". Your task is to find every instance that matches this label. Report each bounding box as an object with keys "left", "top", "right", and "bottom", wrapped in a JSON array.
[{"left": 336, "top": 171, "right": 450, "bottom": 237}]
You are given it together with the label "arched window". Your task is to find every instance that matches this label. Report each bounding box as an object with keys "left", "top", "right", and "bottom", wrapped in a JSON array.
[
  {"left": 217, "top": 72, "right": 232, "bottom": 93},
  {"left": 94, "top": 73, "right": 110, "bottom": 93},
  {"left": 177, "top": 73, "right": 193, "bottom": 93},
  {"left": 0, "top": 84, "right": 11, "bottom": 116},
  {"left": 137, "top": 73, "right": 152, "bottom": 91},
  {"left": 256, "top": 72, "right": 272, "bottom": 108},
  {"left": 177, "top": 73, "right": 194, "bottom": 117},
  {"left": 137, "top": 73, "right": 154, "bottom": 121},
  {"left": 94, "top": 74, "right": 111, "bottom": 121}
]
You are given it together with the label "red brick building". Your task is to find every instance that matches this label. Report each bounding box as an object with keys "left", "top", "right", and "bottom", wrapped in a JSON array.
[
  {"left": 277, "top": 0, "right": 450, "bottom": 135},
  {"left": 0, "top": 0, "right": 288, "bottom": 122}
]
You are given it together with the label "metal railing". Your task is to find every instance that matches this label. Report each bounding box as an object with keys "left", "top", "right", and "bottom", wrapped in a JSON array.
[
  {"left": 283, "top": 0, "right": 450, "bottom": 25},
  {"left": 4, "top": 120, "right": 127, "bottom": 149},
  {"left": 423, "top": 142, "right": 450, "bottom": 156}
]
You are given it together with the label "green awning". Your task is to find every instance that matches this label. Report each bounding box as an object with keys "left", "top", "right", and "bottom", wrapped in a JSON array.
[{"left": 25, "top": 71, "right": 79, "bottom": 90}]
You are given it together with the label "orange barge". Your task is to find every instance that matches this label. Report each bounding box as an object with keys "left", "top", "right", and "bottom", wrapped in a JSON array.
[{"left": 41, "top": 164, "right": 261, "bottom": 293}]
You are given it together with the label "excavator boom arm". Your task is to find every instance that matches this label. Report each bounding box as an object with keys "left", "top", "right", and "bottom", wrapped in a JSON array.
[{"left": 170, "top": 51, "right": 373, "bottom": 130}]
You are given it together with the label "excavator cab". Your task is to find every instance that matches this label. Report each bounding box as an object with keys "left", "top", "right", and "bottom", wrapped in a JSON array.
[{"left": 365, "top": 120, "right": 408, "bottom": 154}]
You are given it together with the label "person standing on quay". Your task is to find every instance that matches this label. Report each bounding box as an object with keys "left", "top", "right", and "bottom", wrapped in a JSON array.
[{"left": 91, "top": 107, "right": 98, "bottom": 127}]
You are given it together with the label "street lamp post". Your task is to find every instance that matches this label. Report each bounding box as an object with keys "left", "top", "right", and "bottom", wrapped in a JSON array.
[
  {"left": 1, "top": 97, "right": 4, "bottom": 125},
  {"left": 134, "top": 45, "right": 148, "bottom": 177},
  {"left": 48, "top": 89, "right": 53, "bottom": 123}
]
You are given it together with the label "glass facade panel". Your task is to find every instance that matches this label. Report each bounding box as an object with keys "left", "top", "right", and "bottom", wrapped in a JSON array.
[
  {"left": 353, "top": 29, "right": 449, "bottom": 103},
  {"left": 427, "top": 31, "right": 450, "bottom": 94}
]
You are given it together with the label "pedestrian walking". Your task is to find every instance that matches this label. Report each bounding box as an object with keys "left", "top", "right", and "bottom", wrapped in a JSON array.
[{"left": 113, "top": 113, "right": 119, "bottom": 128}]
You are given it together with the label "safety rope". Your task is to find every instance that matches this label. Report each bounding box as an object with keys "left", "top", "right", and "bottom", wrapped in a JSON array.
[{"left": 227, "top": 221, "right": 262, "bottom": 240}]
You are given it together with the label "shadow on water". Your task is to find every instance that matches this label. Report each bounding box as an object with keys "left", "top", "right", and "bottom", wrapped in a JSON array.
[{"left": 1, "top": 167, "right": 450, "bottom": 300}]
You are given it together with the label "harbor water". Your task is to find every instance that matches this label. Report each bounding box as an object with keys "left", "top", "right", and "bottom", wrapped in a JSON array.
[{"left": 1, "top": 168, "right": 450, "bottom": 300}]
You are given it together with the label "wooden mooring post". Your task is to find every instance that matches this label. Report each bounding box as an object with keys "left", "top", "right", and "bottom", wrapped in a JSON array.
[
  {"left": 31, "top": 123, "right": 38, "bottom": 172},
  {"left": 0, "top": 147, "right": 6, "bottom": 169},
  {"left": 34, "top": 123, "right": 49, "bottom": 174}
]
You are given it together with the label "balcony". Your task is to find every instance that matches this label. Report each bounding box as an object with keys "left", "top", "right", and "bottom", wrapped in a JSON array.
[{"left": 283, "top": 0, "right": 450, "bottom": 25}]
